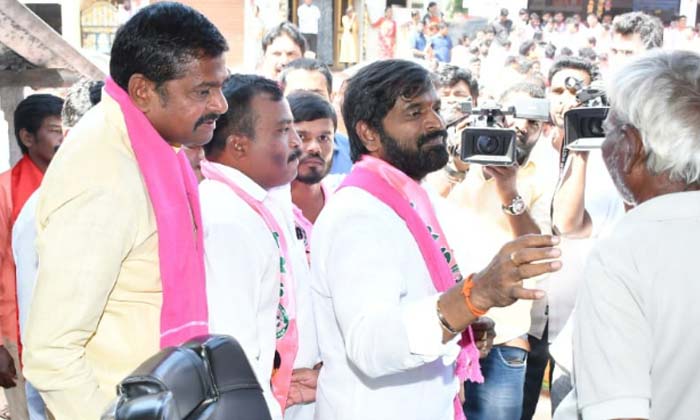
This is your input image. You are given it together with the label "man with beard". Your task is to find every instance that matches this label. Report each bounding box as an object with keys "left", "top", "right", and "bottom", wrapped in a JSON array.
[
  {"left": 200, "top": 74, "right": 322, "bottom": 420},
  {"left": 445, "top": 82, "right": 549, "bottom": 420},
  {"left": 0, "top": 93, "right": 64, "bottom": 420},
  {"left": 280, "top": 58, "right": 352, "bottom": 175},
  {"left": 22, "top": 4, "right": 229, "bottom": 419},
  {"left": 288, "top": 92, "right": 340, "bottom": 258},
  {"left": 310, "top": 59, "right": 562, "bottom": 420}
]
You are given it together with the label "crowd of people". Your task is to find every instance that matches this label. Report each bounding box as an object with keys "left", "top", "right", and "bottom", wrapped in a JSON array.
[{"left": 1, "top": 2, "right": 699, "bottom": 420}]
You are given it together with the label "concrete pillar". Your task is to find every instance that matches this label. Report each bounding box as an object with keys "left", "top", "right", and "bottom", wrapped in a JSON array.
[{"left": 0, "top": 87, "right": 25, "bottom": 171}]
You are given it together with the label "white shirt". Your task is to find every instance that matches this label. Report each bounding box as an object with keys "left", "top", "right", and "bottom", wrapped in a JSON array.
[
  {"left": 310, "top": 185, "right": 462, "bottom": 420},
  {"left": 268, "top": 185, "right": 319, "bottom": 420},
  {"left": 297, "top": 4, "right": 321, "bottom": 34},
  {"left": 11, "top": 189, "right": 39, "bottom": 335},
  {"left": 572, "top": 191, "right": 700, "bottom": 420},
  {"left": 201, "top": 164, "right": 285, "bottom": 420}
]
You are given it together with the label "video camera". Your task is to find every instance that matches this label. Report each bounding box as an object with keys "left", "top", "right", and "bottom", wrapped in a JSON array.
[
  {"left": 459, "top": 98, "right": 550, "bottom": 166},
  {"left": 563, "top": 77, "right": 609, "bottom": 151}
]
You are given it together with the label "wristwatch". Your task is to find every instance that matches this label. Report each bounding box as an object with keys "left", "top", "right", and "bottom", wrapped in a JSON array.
[{"left": 502, "top": 195, "right": 527, "bottom": 216}]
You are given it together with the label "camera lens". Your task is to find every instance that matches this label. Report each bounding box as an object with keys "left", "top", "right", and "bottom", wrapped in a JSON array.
[
  {"left": 476, "top": 135, "right": 500, "bottom": 154},
  {"left": 586, "top": 117, "right": 605, "bottom": 137}
]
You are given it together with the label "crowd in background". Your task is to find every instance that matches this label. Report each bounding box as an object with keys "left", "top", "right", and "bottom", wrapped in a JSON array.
[{"left": 1, "top": 2, "right": 699, "bottom": 420}]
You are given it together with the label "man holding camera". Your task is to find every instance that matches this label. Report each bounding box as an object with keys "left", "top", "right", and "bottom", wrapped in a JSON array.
[
  {"left": 446, "top": 82, "right": 550, "bottom": 420},
  {"left": 424, "top": 65, "right": 478, "bottom": 197}
]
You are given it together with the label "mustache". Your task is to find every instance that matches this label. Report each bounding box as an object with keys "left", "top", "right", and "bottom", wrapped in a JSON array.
[
  {"left": 288, "top": 148, "right": 302, "bottom": 162},
  {"left": 194, "top": 113, "right": 221, "bottom": 130},
  {"left": 300, "top": 152, "right": 326, "bottom": 164},
  {"left": 417, "top": 129, "right": 449, "bottom": 147}
]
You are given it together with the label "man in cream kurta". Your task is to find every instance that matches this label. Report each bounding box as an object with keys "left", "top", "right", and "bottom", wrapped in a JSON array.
[
  {"left": 22, "top": 4, "right": 229, "bottom": 419},
  {"left": 23, "top": 92, "right": 163, "bottom": 419}
]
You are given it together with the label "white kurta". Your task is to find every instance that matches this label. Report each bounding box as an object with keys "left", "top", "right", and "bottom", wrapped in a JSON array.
[
  {"left": 201, "top": 164, "right": 284, "bottom": 420},
  {"left": 310, "top": 185, "right": 462, "bottom": 420}
]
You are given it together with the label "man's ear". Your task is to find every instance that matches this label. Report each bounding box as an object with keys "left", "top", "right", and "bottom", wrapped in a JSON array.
[
  {"left": 128, "top": 74, "right": 159, "bottom": 113},
  {"left": 224, "top": 133, "right": 251, "bottom": 159},
  {"left": 621, "top": 124, "right": 645, "bottom": 174},
  {"left": 18, "top": 128, "right": 34, "bottom": 150},
  {"left": 355, "top": 121, "right": 381, "bottom": 154}
]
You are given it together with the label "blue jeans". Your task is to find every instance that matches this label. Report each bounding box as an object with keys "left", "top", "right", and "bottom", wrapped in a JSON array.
[{"left": 464, "top": 345, "right": 528, "bottom": 420}]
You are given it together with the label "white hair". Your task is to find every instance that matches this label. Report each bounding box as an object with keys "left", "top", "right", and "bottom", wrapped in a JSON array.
[{"left": 607, "top": 49, "right": 700, "bottom": 185}]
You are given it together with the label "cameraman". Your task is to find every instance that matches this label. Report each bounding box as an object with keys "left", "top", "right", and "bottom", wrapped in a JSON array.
[
  {"left": 553, "top": 14, "right": 663, "bottom": 238},
  {"left": 446, "top": 82, "right": 548, "bottom": 420},
  {"left": 425, "top": 65, "right": 479, "bottom": 197}
]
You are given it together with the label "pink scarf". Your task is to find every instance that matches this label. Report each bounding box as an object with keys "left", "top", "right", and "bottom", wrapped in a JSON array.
[
  {"left": 339, "top": 155, "right": 483, "bottom": 420},
  {"left": 200, "top": 161, "right": 299, "bottom": 410},
  {"left": 104, "top": 78, "right": 208, "bottom": 348}
]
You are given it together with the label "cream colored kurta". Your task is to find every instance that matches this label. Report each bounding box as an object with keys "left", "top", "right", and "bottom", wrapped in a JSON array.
[{"left": 22, "top": 93, "right": 162, "bottom": 420}]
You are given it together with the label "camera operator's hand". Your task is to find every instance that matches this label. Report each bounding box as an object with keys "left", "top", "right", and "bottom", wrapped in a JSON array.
[
  {"left": 471, "top": 234, "right": 561, "bottom": 309},
  {"left": 483, "top": 165, "right": 519, "bottom": 203},
  {"left": 471, "top": 317, "right": 496, "bottom": 359}
]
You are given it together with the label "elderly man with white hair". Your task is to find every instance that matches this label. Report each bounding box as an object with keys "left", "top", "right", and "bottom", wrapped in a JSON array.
[{"left": 558, "top": 49, "right": 700, "bottom": 420}]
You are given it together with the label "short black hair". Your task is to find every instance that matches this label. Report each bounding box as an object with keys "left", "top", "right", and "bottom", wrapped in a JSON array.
[
  {"left": 287, "top": 91, "right": 337, "bottom": 130},
  {"left": 499, "top": 81, "right": 545, "bottom": 103},
  {"left": 433, "top": 64, "right": 479, "bottom": 102},
  {"left": 110, "top": 2, "right": 228, "bottom": 91},
  {"left": 548, "top": 56, "right": 593, "bottom": 84},
  {"left": 427, "top": 2, "right": 437, "bottom": 9},
  {"left": 204, "top": 74, "right": 284, "bottom": 157},
  {"left": 262, "top": 21, "right": 307, "bottom": 54},
  {"left": 612, "top": 11, "right": 663, "bottom": 49},
  {"left": 519, "top": 40, "right": 535, "bottom": 56},
  {"left": 14, "top": 94, "right": 64, "bottom": 154},
  {"left": 560, "top": 47, "right": 574, "bottom": 56},
  {"left": 343, "top": 60, "right": 433, "bottom": 162},
  {"left": 544, "top": 43, "right": 557, "bottom": 59},
  {"left": 578, "top": 47, "right": 597, "bottom": 61},
  {"left": 280, "top": 58, "right": 333, "bottom": 96}
]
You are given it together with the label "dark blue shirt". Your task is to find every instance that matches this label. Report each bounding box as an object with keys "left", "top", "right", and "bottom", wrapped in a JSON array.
[
  {"left": 410, "top": 31, "right": 427, "bottom": 54},
  {"left": 430, "top": 34, "right": 453, "bottom": 63}
]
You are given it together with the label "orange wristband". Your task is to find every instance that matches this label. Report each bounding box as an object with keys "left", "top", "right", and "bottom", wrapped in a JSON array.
[{"left": 461, "top": 274, "right": 488, "bottom": 317}]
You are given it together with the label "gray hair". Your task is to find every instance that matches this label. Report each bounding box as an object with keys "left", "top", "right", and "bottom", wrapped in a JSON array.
[
  {"left": 62, "top": 79, "right": 104, "bottom": 128},
  {"left": 612, "top": 12, "right": 663, "bottom": 50},
  {"left": 607, "top": 50, "right": 700, "bottom": 184}
]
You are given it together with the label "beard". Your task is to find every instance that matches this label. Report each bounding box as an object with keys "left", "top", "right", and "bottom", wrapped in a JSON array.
[
  {"left": 378, "top": 127, "right": 449, "bottom": 180},
  {"left": 296, "top": 153, "right": 332, "bottom": 185}
]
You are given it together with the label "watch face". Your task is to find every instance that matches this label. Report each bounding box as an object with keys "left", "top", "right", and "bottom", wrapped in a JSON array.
[{"left": 512, "top": 199, "right": 526, "bottom": 214}]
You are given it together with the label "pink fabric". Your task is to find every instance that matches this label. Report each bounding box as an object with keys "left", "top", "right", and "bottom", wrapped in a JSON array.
[
  {"left": 200, "top": 161, "right": 299, "bottom": 410},
  {"left": 339, "top": 155, "right": 483, "bottom": 420},
  {"left": 104, "top": 78, "right": 208, "bottom": 348}
]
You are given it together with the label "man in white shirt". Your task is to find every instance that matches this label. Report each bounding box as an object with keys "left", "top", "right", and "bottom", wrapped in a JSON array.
[
  {"left": 259, "top": 22, "right": 306, "bottom": 80},
  {"left": 200, "top": 74, "right": 318, "bottom": 420},
  {"left": 310, "top": 59, "right": 563, "bottom": 420},
  {"left": 287, "top": 92, "right": 340, "bottom": 252},
  {"left": 563, "top": 49, "right": 700, "bottom": 420},
  {"left": 297, "top": 0, "right": 321, "bottom": 54}
]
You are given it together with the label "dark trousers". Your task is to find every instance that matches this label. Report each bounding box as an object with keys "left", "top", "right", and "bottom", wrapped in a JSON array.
[
  {"left": 521, "top": 323, "right": 552, "bottom": 420},
  {"left": 302, "top": 33, "right": 318, "bottom": 53}
]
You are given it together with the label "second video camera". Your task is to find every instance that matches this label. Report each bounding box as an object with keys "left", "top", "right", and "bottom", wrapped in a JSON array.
[{"left": 460, "top": 98, "right": 550, "bottom": 166}]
